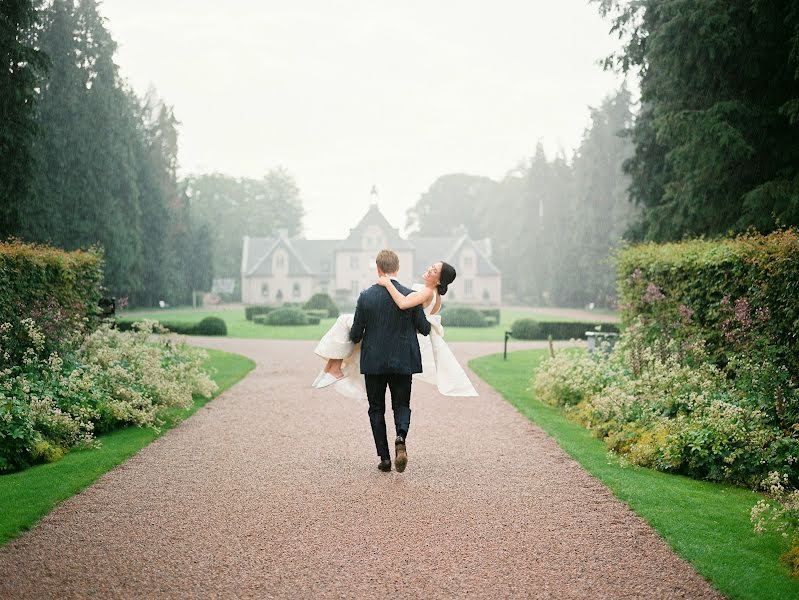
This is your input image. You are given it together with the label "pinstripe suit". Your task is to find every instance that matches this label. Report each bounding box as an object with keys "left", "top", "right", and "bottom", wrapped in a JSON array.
[{"left": 349, "top": 279, "right": 431, "bottom": 459}]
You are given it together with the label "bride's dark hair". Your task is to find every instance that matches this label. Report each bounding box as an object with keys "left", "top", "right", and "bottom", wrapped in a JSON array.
[{"left": 438, "top": 262, "right": 456, "bottom": 295}]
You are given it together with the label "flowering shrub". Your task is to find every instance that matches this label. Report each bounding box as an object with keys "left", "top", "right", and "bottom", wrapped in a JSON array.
[
  {"left": 751, "top": 472, "right": 799, "bottom": 577},
  {"left": 0, "top": 319, "right": 217, "bottom": 472}
]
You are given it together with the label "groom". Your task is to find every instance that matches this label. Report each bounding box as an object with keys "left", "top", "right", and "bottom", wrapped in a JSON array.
[{"left": 349, "top": 249, "right": 431, "bottom": 472}]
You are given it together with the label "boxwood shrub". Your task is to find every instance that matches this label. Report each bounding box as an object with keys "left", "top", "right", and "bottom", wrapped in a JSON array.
[
  {"left": 195, "top": 316, "right": 227, "bottom": 336},
  {"left": 266, "top": 307, "right": 309, "bottom": 326},
  {"left": 441, "top": 306, "right": 488, "bottom": 328},
  {"left": 245, "top": 305, "right": 275, "bottom": 321},
  {"left": 303, "top": 293, "right": 340, "bottom": 318},
  {"left": 511, "top": 319, "right": 619, "bottom": 340},
  {"left": 115, "top": 317, "right": 227, "bottom": 336}
]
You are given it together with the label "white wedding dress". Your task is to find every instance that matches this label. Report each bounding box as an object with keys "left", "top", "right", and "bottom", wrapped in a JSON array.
[{"left": 313, "top": 284, "right": 479, "bottom": 399}]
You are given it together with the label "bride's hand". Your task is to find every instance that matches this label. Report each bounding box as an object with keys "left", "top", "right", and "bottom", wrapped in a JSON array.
[{"left": 377, "top": 275, "right": 391, "bottom": 287}]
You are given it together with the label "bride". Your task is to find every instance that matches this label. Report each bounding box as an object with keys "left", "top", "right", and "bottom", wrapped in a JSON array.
[{"left": 312, "top": 261, "right": 478, "bottom": 398}]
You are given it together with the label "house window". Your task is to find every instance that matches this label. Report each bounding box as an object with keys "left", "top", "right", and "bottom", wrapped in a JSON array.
[
  {"left": 464, "top": 255, "right": 473, "bottom": 267},
  {"left": 321, "top": 259, "right": 330, "bottom": 272},
  {"left": 351, "top": 280, "right": 359, "bottom": 297},
  {"left": 482, "top": 289, "right": 490, "bottom": 302},
  {"left": 465, "top": 279, "right": 474, "bottom": 297},
  {"left": 350, "top": 255, "right": 359, "bottom": 269},
  {"left": 293, "top": 282, "right": 301, "bottom": 298},
  {"left": 261, "top": 283, "right": 269, "bottom": 298},
  {"left": 274, "top": 251, "right": 286, "bottom": 271},
  {"left": 276, "top": 289, "right": 284, "bottom": 302}
]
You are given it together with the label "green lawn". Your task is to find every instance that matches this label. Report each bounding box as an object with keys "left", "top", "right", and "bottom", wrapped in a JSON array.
[
  {"left": 0, "top": 348, "right": 255, "bottom": 546},
  {"left": 120, "top": 305, "right": 606, "bottom": 342},
  {"left": 469, "top": 349, "right": 799, "bottom": 600}
]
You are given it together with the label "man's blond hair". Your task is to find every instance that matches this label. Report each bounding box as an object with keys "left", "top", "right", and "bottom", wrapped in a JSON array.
[{"left": 375, "top": 249, "right": 399, "bottom": 274}]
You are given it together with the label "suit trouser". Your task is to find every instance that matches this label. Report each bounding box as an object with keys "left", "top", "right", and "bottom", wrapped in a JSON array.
[{"left": 364, "top": 373, "right": 412, "bottom": 460}]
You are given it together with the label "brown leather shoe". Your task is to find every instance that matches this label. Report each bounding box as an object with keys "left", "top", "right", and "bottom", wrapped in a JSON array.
[{"left": 395, "top": 437, "right": 407, "bottom": 473}]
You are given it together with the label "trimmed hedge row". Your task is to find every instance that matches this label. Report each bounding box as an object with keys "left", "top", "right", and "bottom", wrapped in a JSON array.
[
  {"left": 117, "top": 316, "right": 227, "bottom": 336},
  {"left": 616, "top": 229, "right": 799, "bottom": 372},
  {"left": 511, "top": 319, "right": 619, "bottom": 340},
  {"left": 441, "top": 306, "right": 489, "bottom": 328},
  {"left": 0, "top": 240, "right": 105, "bottom": 360}
]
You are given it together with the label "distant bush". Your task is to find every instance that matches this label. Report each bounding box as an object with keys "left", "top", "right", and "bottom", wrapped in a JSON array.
[
  {"left": 303, "top": 293, "right": 340, "bottom": 318},
  {"left": 304, "top": 309, "right": 329, "bottom": 320},
  {"left": 252, "top": 315, "right": 269, "bottom": 325},
  {"left": 480, "top": 308, "right": 501, "bottom": 322},
  {"left": 441, "top": 306, "right": 488, "bottom": 328},
  {"left": 266, "top": 307, "right": 309, "bottom": 326},
  {"left": 511, "top": 319, "right": 619, "bottom": 340},
  {"left": 245, "top": 305, "right": 275, "bottom": 321},
  {"left": 306, "top": 316, "right": 321, "bottom": 325},
  {"left": 115, "top": 317, "right": 227, "bottom": 336},
  {"left": 195, "top": 317, "right": 227, "bottom": 336}
]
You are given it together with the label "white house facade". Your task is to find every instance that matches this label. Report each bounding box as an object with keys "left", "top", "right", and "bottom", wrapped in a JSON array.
[{"left": 241, "top": 204, "right": 501, "bottom": 306}]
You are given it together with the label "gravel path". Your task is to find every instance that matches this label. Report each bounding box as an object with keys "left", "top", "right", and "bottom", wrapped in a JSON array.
[{"left": 0, "top": 339, "right": 721, "bottom": 599}]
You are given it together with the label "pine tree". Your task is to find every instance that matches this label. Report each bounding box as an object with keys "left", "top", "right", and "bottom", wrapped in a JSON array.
[{"left": 1, "top": 0, "right": 47, "bottom": 237}]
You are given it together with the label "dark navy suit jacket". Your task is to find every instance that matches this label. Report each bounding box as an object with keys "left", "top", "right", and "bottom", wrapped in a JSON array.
[{"left": 349, "top": 279, "right": 431, "bottom": 375}]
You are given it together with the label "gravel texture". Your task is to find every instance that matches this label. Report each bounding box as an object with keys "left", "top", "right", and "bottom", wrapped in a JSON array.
[{"left": 0, "top": 339, "right": 722, "bottom": 599}]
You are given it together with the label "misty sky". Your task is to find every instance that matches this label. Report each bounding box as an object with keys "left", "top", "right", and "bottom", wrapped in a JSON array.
[{"left": 102, "top": 0, "right": 628, "bottom": 240}]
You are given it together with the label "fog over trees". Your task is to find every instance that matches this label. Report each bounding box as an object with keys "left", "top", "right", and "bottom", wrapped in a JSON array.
[
  {"left": 3, "top": 1, "right": 799, "bottom": 308},
  {"left": 407, "top": 87, "right": 635, "bottom": 307}
]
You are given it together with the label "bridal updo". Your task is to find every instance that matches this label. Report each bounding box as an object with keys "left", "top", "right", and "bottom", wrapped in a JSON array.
[{"left": 438, "top": 262, "right": 456, "bottom": 296}]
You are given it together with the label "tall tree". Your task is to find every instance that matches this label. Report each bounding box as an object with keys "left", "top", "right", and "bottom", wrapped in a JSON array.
[
  {"left": 594, "top": 0, "right": 799, "bottom": 241},
  {"left": 0, "top": 0, "right": 47, "bottom": 237},
  {"left": 185, "top": 171, "right": 304, "bottom": 281}
]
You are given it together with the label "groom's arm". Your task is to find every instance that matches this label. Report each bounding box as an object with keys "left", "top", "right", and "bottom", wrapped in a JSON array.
[
  {"left": 411, "top": 304, "right": 431, "bottom": 336},
  {"left": 349, "top": 291, "right": 366, "bottom": 343}
]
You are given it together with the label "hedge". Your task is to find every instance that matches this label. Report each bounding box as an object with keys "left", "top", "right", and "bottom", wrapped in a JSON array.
[
  {"left": 0, "top": 240, "right": 104, "bottom": 360},
  {"left": 303, "top": 293, "right": 340, "bottom": 318},
  {"left": 511, "top": 319, "right": 619, "bottom": 340},
  {"left": 441, "top": 306, "right": 489, "bottom": 328},
  {"left": 116, "top": 316, "right": 227, "bottom": 336},
  {"left": 245, "top": 305, "right": 275, "bottom": 321},
  {"left": 616, "top": 229, "right": 799, "bottom": 373},
  {"left": 266, "top": 307, "right": 308, "bottom": 326}
]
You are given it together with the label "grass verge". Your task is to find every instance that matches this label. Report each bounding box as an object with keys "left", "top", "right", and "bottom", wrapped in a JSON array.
[
  {"left": 469, "top": 349, "right": 799, "bottom": 600},
  {"left": 0, "top": 348, "right": 255, "bottom": 546}
]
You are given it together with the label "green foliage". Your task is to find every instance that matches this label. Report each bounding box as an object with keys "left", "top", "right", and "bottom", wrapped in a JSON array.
[
  {"left": 244, "top": 305, "right": 275, "bottom": 320},
  {"left": 304, "top": 309, "right": 329, "bottom": 319},
  {"left": 440, "top": 306, "right": 488, "bottom": 328},
  {"left": 594, "top": 0, "right": 799, "bottom": 240},
  {"left": 406, "top": 87, "right": 635, "bottom": 307},
  {"left": 6, "top": 1, "right": 215, "bottom": 308},
  {"left": 0, "top": 348, "right": 254, "bottom": 545},
  {"left": 266, "top": 307, "right": 309, "bottom": 326},
  {"left": 0, "top": 319, "right": 218, "bottom": 472},
  {"left": 184, "top": 172, "right": 303, "bottom": 284},
  {"left": 533, "top": 331, "right": 799, "bottom": 490},
  {"left": 0, "top": 0, "right": 48, "bottom": 237},
  {"left": 617, "top": 229, "right": 799, "bottom": 379},
  {"left": 303, "top": 293, "right": 339, "bottom": 318},
  {"left": 194, "top": 316, "right": 227, "bottom": 336},
  {"left": 471, "top": 349, "right": 799, "bottom": 599},
  {"left": 479, "top": 308, "right": 500, "bottom": 321},
  {"left": 0, "top": 240, "right": 104, "bottom": 362},
  {"left": 511, "top": 319, "right": 619, "bottom": 340}
]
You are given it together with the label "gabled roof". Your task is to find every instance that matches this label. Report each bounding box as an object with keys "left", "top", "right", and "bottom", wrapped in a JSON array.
[
  {"left": 337, "top": 204, "right": 413, "bottom": 250},
  {"left": 242, "top": 237, "right": 335, "bottom": 277}
]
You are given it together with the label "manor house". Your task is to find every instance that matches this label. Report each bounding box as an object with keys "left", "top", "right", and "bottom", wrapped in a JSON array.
[{"left": 240, "top": 204, "right": 501, "bottom": 306}]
